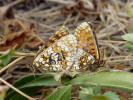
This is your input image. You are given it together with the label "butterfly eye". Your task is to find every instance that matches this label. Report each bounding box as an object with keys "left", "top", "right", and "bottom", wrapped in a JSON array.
[
  {"left": 99, "top": 61, "right": 103, "bottom": 66},
  {"left": 99, "top": 60, "right": 106, "bottom": 67}
]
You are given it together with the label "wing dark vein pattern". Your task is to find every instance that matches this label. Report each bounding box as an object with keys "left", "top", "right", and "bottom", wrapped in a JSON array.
[
  {"left": 34, "top": 26, "right": 69, "bottom": 59},
  {"left": 33, "top": 34, "right": 77, "bottom": 71},
  {"left": 74, "top": 22, "right": 100, "bottom": 60}
]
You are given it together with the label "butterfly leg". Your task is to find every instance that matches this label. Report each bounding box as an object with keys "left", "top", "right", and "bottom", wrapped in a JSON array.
[{"left": 54, "top": 70, "right": 70, "bottom": 85}]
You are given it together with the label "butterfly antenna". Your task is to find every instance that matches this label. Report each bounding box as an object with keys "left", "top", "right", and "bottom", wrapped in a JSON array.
[
  {"left": 26, "top": 62, "right": 36, "bottom": 83},
  {"left": 30, "top": 64, "right": 37, "bottom": 83}
]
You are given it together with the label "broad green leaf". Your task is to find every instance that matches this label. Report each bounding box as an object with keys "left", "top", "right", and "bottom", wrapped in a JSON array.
[
  {"left": 44, "top": 85, "right": 71, "bottom": 100},
  {"left": 80, "top": 86, "right": 101, "bottom": 96},
  {"left": 6, "top": 74, "right": 43, "bottom": 95},
  {"left": 0, "top": 97, "right": 3, "bottom": 100},
  {"left": 104, "top": 91, "right": 119, "bottom": 100},
  {"left": 5, "top": 73, "right": 58, "bottom": 100},
  {"left": 5, "top": 87, "right": 42, "bottom": 100},
  {"left": 80, "top": 87, "right": 94, "bottom": 95},
  {"left": 121, "top": 33, "right": 133, "bottom": 42},
  {"left": 2, "top": 57, "right": 10, "bottom": 66},
  {"left": 79, "top": 93, "right": 110, "bottom": 100},
  {"left": 79, "top": 86, "right": 109, "bottom": 100},
  {"left": 79, "top": 86, "right": 120, "bottom": 100},
  {"left": 92, "top": 86, "right": 101, "bottom": 95},
  {"left": 126, "top": 8, "right": 133, "bottom": 17},
  {"left": 123, "top": 41, "right": 133, "bottom": 52},
  {"left": 67, "top": 71, "right": 133, "bottom": 92},
  {"left": 5, "top": 71, "right": 133, "bottom": 100},
  {"left": 79, "top": 93, "right": 91, "bottom": 100}
]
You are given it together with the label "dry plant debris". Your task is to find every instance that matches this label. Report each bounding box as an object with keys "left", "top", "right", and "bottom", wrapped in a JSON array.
[
  {"left": 61, "top": 0, "right": 89, "bottom": 16},
  {"left": 0, "top": 6, "right": 43, "bottom": 51}
]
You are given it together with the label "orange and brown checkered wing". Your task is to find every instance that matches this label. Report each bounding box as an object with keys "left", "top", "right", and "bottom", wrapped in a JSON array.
[
  {"left": 74, "top": 22, "right": 100, "bottom": 60},
  {"left": 34, "top": 26, "right": 69, "bottom": 59},
  {"left": 33, "top": 34, "right": 77, "bottom": 71}
]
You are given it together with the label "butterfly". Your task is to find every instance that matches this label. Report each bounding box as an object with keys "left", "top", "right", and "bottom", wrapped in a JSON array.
[{"left": 32, "top": 22, "right": 105, "bottom": 72}]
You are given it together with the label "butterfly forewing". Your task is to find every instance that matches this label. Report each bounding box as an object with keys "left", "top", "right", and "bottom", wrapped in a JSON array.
[
  {"left": 34, "top": 26, "right": 69, "bottom": 59},
  {"left": 74, "top": 22, "right": 100, "bottom": 60},
  {"left": 33, "top": 33, "right": 77, "bottom": 71}
]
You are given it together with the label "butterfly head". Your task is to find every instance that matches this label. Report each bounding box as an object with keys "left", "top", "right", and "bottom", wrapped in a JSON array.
[
  {"left": 98, "top": 50, "right": 106, "bottom": 67},
  {"left": 98, "top": 60, "right": 106, "bottom": 67},
  {"left": 91, "top": 59, "right": 106, "bottom": 71},
  {"left": 25, "top": 61, "right": 36, "bottom": 73}
]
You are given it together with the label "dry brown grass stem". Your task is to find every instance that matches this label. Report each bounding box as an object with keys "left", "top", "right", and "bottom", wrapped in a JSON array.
[
  {"left": 108, "top": 56, "right": 133, "bottom": 59},
  {"left": 107, "top": 59, "right": 133, "bottom": 63},
  {"left": 99, "top": 40, "right": 125, "bottom": 44},
  {"left": 15, "top": 15, "right": 56, "bottom": 30},
  {"left": 108, "top": 5, "right": 127, "bottom": 34},
  {"left": 0, "top": 78, "right": 35, "bottom": 100},
  {"left": 0, "top": 56, "right": 25, "bottom": 74},
  {"left": 46, "top": 0, "right": 76, "bottom": 5},
  {"left": 33, "top": 34, "right": 45, "bottom": 44},
  {"left": 26, "top": 6, "right": 62, "bottom": 16},
  {"left": 62, "top": 14, "right": 72, "bottom": 26},
  {"left": 0, "top": 52, "right": 35, "bottom": 56},
  {"left": 8, "top": 0, "right": 25, "bottom": 7},
  {"left": 103, "top": 43, "right": 122, "bottom": 54},
  {"left": 98, "top": 26, "right": 126, "bottom": 39},
  {"left": 98, "top": 0, "right": 110, "bottom": 40}
]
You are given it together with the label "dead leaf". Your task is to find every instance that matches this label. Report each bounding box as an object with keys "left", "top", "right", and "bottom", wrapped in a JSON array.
[
  {"left": 0, "top": 31, "right": 25, "bottom": 51},
  {"left": 0, "top": 6, "right": 14, "bottom": 35},
  {"left": 0, "top": 6, "right": 14, "bottom": 21},
  {"left": 0, "top": 19, "right": 43, "bottom": 50},
  {"left": 0, "top": 6, "right": 43, "bottom": 50},
  {"left": 61, "top": 0, "right": 88, "bottom": 16},
  {"left": 27, "top": 40, "right": 43, "bottom": 48},
  {"left": 3, "top": 19, "right": 23, "bottom": 36}
]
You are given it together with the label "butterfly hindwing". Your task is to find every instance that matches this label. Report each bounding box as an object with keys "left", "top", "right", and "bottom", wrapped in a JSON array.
[
  {"left": 72, "top": 48, "right": 95, "bottom": 71},
  {"left": 33, "top": 34, "right": 77, "bottom": 71}
]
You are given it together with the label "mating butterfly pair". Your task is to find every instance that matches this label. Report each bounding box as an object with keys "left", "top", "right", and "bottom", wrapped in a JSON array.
[{"left": 32, "top": 22, "right": 105, "bottom": 71}]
